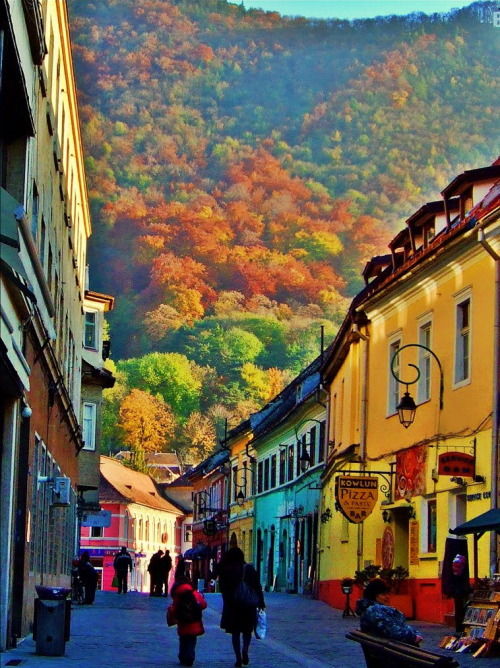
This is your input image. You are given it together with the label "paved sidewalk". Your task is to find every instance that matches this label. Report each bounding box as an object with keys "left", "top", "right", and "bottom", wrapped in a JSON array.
[{"left": 0, "top": 591, "right": 495, "bottom": 667}]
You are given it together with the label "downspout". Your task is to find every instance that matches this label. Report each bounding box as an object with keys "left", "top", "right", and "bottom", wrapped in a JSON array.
[
  {"left": 477, "top": 225, "right": 500, "bottom": 576},
  {"left": 353, "top": 322, "right": 370, "bottom": 570}
]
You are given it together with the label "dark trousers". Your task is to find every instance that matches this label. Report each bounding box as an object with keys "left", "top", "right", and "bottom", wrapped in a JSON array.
[
  {"left": 116, "top": 569, "right": 129, "bottom": 593},
  {"left": 178, "top": 635, "right": 197, "bottom": 666}
]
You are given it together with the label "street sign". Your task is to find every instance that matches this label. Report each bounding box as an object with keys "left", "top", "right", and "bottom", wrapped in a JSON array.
[
  {"left": 335, "top": 475, "right": 378, "bottom": 524},
  {"left": 81, "top": 510, "right": 112, "bottom": 527}
]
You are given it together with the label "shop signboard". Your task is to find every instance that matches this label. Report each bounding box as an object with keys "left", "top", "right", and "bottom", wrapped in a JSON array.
[
  {"left": 81, "top": 510, "right": 112, "bottom": 527},
  {"left": 438, "top": 452, "right": 475, "bottom": 477},
  {"left": 335, "top": 475, "right": 378, "bottom": 524}
]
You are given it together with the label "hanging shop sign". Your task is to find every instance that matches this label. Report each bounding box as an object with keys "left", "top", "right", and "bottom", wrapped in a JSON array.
[
  {"left": 203, "top": 519, "right": 218, "bottom": 536},
  {"left": 335, "top": 475, "right": 378, "bottom": 524},
  {"left": 438, "top": 452, "right": 475, "bottom": 477}
]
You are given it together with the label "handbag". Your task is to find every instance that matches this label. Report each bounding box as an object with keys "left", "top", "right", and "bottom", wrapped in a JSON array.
[
  {"left": 234, "top": 565, "right": 260, "bottom": 609},
  {"left": 166, "top": 605, "right": 177, "bottom": 627},
  {"left": 255, "top": 609, "right": 267, "bottom": 639},
  {"left": 112, "top": 575, "right": 119, "bottom": 588}
]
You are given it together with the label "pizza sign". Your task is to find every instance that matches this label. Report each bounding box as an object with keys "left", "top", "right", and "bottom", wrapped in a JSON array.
[{"left": 335, "top": 475, "right": 378, "bottom": 524}]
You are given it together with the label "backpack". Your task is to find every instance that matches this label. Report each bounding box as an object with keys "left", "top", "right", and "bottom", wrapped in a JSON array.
[{"left": 176, "top": 589, "right": 202, "bottom": 624}]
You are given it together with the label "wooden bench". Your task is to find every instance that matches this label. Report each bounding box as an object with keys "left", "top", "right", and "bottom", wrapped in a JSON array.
[{"left": 346, "top": 630, "right": 460, "bottom": 668}]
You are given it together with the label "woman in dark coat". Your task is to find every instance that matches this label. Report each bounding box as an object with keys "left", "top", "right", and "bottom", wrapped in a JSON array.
[{"left": 215, "top": 547, "right": 265, "bottom": 667}]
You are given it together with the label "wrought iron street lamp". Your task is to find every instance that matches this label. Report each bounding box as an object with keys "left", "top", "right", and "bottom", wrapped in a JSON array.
[
  {"left": 233, "top": 465, "right": 254, "bottom": 506},
  {"left": 294, "top": 418, "right": 325, "bottom": 472},
  {"left": 390, "top": 344, "right": 444, "bottom": 428}
]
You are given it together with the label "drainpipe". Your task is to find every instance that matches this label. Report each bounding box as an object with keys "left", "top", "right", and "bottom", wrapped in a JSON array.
[
  {"left": 353, "top": 322, "right": 370, "bottom": 570},
  {"left": 477, "top": 225, "right": 499, "bottom": 576}
]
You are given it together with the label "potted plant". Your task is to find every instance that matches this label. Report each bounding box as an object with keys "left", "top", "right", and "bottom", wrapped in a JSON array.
[{"left": 340, "top": 577, "right": 355, "bottom": 594}]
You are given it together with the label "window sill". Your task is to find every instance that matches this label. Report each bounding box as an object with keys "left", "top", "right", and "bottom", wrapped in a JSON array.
[{"left": 419, "top": 552, "right": 438, "bottom": 560}]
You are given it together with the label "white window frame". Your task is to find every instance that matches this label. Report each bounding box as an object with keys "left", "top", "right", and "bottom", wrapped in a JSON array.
[
  {"left": 417, "top": 316, "right": 433, "bottom": 404},
  {"left": 453, "top": 289, "right": 472, "bottom": 388},
  {"left": 387, "top": 333, "right": 402, "bottom": 416},
  {"left": 84, "top": 309, "right": 98, "bottom": 350},
  {"left": 420, "top": 496, "right": 437, "bottom": 554},
  {"left": 82, "top": 402, "right": 97, "bottom": 451}
]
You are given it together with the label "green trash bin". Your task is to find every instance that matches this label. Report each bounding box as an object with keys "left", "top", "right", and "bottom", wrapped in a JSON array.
[{"left": 33, "top": 586, "right": 71, "bottom": 656}]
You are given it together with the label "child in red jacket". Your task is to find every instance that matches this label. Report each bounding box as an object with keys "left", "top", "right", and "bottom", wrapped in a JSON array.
[{"left": 167, "top": 578, "right": 207, "bottom": 667}]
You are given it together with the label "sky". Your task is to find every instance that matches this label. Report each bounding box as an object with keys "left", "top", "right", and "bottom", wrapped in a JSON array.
[{"left": 240, "top": 1, "right": 475, "bottom": 19}]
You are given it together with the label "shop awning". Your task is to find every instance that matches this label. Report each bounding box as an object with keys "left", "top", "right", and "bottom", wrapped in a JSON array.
[
  {"left": 184, "top": 545, "right": 210, "bottom": 560},
  {"left": 450, "top": 509, "right": 500, "bottom": 537},
  {"left": 450, "top": 509, "right": 500, "bottom": 583}
]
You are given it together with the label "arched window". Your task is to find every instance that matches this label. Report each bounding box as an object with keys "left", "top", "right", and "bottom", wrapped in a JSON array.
[{"left": 138, "top": 519, "right": 143, "bottom": 541}]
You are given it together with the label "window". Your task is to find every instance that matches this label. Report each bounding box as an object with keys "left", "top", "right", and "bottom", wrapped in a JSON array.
[
  {"left": 31, "top": 183, "right": 39, "bottom": 238},
  {"left": 264, "top": 458, "right": 270, "bottom": 491},
  {"left": 318, "top": 421, "right": 326, "bottom": 462},
  {"left": 288, "top": 446, "right": 294, "bottom": 482},
  {"left": 418, "top": 322, "right": 432, "bottom": 403},
  {"left": 279, "top": 449, "right": 286, "bottom": 485},
  {"left": 84, "top": 310, "right": 98, "bottom": 349},
  {"left": 257, "top": 461, "right": 263, "bottom": 494},
  {"left": 426, "top": 499, "right": 437, "bottom": 553},
  {"left": 184, "top": 524, "right": 192, "bottom": 543},
  {"left": 455, "top": 297, "right": 471, "bottom": 385},
  {"left": 91, "top": 526, "right": 103, "bottom": 538},
  {"left": 388, "top": 338, "right": 401, "bottom": 414},
  {"left": 232, "top": 465, "right": 238, "bottom": 503},
  {"left": 309, "top": 427, "right": 316, "bottom": 467},
  {"left": 82, "top": 403, "right": 96, "bottom": 451},
  {"left": 270, "top": 455, "right": 277, "bottom": 488}
]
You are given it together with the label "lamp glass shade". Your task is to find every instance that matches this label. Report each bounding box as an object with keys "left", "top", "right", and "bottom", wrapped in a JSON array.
[
  {"left": 397, "top": 391, "right": 417, "bottom": 428},
  {"left": 299, "top": 443, "right": 311, "bottom": 472}
]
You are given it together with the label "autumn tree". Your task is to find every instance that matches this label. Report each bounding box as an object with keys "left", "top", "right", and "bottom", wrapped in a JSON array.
[{"left": 118, "top": 388, "right": 176, "bottom": 453}]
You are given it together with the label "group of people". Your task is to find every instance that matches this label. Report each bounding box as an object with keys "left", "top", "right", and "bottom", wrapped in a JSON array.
[
  {"left": 167, "top": 547, "right": 265, "bottom": 668},
  {"left": 147, "top": 549, "right": 173, "bottom": 596}
]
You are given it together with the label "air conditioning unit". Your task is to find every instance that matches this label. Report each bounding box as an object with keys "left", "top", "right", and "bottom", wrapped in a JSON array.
[{"left": 52, "top": 477, "right": 71, "bottom": 507}]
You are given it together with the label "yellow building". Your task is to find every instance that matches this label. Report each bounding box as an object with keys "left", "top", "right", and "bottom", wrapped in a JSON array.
[
  {"left": 319, "top": 162, "right": 500, "bottom": 623},
  {"left": 226, "top": 419, "right": 255, "bottom": 563}
]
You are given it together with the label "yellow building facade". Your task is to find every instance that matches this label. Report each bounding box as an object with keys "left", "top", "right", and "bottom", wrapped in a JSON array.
[
  {"left": 319, "top": 163, "right": 500, "bottom": 623},
  {"left": 226, "top": 420, "right": 255, "bottom": 563}
]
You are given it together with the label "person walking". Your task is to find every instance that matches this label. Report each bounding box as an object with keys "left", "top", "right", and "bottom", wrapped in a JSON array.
[
  {"left": 159, "top": 549, "right": 173, "bottom": 596},
  {"left": 113, "top": 546, "right": 133, "bottom": 594},
  {"left": 215, "top": 547, "right": 265, "bottom": 667},
  {"left": 148, "top": 549, "right": 164, "bottom": 596},
  {"left": 175, "top": 555, "right": 187, "bottom": 582},
  {"left": 356, "top": 578, "right": 423, "bottom": 645},
  {"left": 167, "top": 576, "right": 207, "bottom": 667},
  {"left": 78, "top": 551, "right": 98, "bottom": 605}
]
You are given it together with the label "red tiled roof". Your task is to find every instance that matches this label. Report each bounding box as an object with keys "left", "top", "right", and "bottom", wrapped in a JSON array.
[{"left": 99, "top": 456, "right": 181, "bottom": 513}]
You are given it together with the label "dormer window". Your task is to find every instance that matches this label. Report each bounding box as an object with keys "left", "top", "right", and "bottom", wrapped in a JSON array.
[
  {"left": 461, "top": 187, "right": 473, "bottom": 219},
  {"left": 296, "top": 383, "right": 303, "bottom": 402},
  {"left": 423, "top": 224, "right": 435, "bottom": 248},
  {"left": 84, "top": 310, "right": 97, "bottom": 349}
]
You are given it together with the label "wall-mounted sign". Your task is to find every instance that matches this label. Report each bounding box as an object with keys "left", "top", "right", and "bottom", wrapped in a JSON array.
[
  {"left": 409, "top": 520, "right": 419, "bottom": 565},
  {"left": 335, "top": 475, "right": 378, "bottom": 524},
  {"left": 81, "top": 510, "right": 112, "bottom": 527},
  {"left": 438, "top": 452, "right": 475, "bottom": 477},
  {"left": 382, "top": 526, "right": 394, "bottom": 569},
  {"left": 395, "top": 444, "right": 427, "bottom": 500}
]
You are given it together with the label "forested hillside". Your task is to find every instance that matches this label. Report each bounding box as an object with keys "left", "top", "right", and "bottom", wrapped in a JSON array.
[{"left": 68, "top": 0, "right": 500, "bottom": 461}]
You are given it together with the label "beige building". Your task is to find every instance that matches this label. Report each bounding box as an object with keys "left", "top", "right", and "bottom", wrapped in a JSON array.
[{"left": 0, "top": 0, "right": 96, "bottom": 647}]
